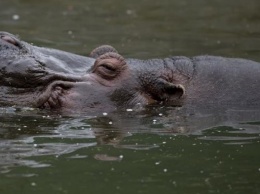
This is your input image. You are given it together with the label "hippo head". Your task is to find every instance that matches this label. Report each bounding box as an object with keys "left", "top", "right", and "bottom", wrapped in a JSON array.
[{"left": 0, "top": 32, "right": 189, "bottom": 114}]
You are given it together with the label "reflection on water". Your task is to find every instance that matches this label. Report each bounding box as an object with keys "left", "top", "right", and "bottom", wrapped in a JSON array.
[
  {"left": 0, "top": 107, "right": 259, "bottom": 193},
  {"left": 0, "top": 106, "right": 259, "bottom": 173}
]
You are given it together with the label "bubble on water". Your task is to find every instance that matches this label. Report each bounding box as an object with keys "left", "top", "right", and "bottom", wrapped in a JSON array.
[
  {"left": 162, "top": 142, "right": 166, "bottom": 144},
  {"left": 31, "top": 182, "right": 36, "bottom": 186},
  {"left": 119, "top": 155, "right": 123, "bottom": 159},
  {"left": 126, "top": 9, "right": 134, "bottom": 15},
  {"left": 102, "top": 112, "right": 108, "bottom": 116},
  {"left": 17, "top": 128, "right": 21, "bottom": 131},
  {"left": 155, "top": 161, "right": 160, "bottom": 165},
  {"left": 109, "top": 121, "right": 113, "bottom": 125},
  {"left": 163, "top": 168, "right": 168, "bottom": 172},
  {"left": 159, "top": 113, "right": 163, "bottom": 116},
  {"left": 12, "top": 14, "right": 20, "bottom": 20},
  {"left": 126, "top": 109, "right": 133, "bottom": 112},
  {"left": 33, "top": 144, "right": 37, "bottom": 147}
]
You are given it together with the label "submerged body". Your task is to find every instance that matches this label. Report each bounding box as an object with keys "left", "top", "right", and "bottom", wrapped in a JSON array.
[{"left": 0, "top": 31, "right": 259, "bottom": 114}]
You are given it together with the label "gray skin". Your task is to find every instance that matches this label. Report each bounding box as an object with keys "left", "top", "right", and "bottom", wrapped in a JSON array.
[{"left": 0, "top": 31, "right": 260, "bottom": 114}]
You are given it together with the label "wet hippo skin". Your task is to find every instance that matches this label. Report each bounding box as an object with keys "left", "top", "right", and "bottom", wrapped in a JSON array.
[{"left": 0, "top": 31, "right": 259, "bottom": 113}]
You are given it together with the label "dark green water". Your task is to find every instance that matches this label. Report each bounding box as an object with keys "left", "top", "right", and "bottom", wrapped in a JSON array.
[{"left": 0, "top": 0, "right": 260, "bottom": 194}]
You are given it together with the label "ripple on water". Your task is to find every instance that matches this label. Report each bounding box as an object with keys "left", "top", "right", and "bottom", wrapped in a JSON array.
[{"left": 197, "top": 125, "right": 260, "bottom": 145}]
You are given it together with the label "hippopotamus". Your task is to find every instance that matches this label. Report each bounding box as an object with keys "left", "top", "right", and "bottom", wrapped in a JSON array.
[{"left": 0, "top": 31, "right": 260, "bottom": 114}]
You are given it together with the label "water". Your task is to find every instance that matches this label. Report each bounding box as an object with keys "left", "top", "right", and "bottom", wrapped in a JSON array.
[{"left": 0, "top": 0, "right": 260, "bottom": 193}]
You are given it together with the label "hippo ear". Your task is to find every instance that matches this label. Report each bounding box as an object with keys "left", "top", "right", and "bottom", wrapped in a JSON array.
[
  {"left": 146, "top": 78, "right": 185, "bottom": 102},
  {"left": 91, "top": 52, "right": 127, "bottom": 80},
  {"left": 90, "top": 45, "right": 118, "bottom": 59}
]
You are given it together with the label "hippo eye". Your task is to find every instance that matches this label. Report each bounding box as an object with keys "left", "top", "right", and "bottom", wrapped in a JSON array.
[
  {"left": 0, "top": 35, "right": 20, "bottom": 47},
  {"left": 92, "top": 52, "right": 127, "bottom": 80},
  {"left": 97, "top": 63, "right": 118, "bottom": 79}
]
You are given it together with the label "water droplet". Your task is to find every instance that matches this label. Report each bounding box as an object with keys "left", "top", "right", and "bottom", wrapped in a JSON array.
[
  {"left": 109, "top": 121, "right": 113, "bottom": 125},
  {"left": 103, "top": 112, "right": 108, "bottom": 116},
  {"left": 163, "top": 169, "right": 168, "bottom": 172},
  {"left": 12, "top": 14, "right": 20, "bottom": 20},
  {"left": 119, "top": 155, "right": 123, "bottom": 159},
  {"left": 126, "top": 9, "right": 134, "bottom": 15},
  {"left": 31, "top": 182, "right": 36, "bottom": 186}
]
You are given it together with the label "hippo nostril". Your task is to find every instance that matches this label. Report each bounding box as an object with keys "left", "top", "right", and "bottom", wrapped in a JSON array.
[{"left": 0, "top": 35, "right": 20, "bottom": 47}]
